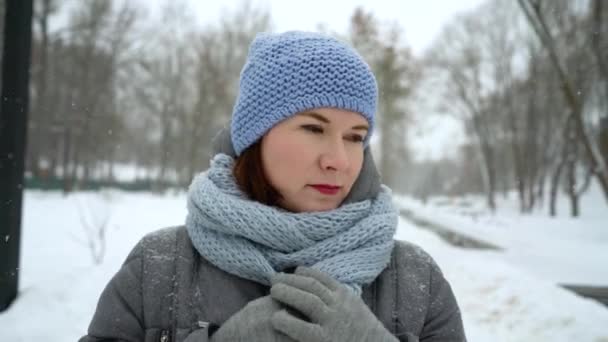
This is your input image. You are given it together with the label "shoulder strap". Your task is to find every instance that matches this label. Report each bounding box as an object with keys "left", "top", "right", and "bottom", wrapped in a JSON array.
[
  {"left": 387, "top": 240, "right": 428, "bottom": 342},
  {"left": 139, "top": 227, "right": 183, "bottom": 337},
  {"left": 173, "top": 226, "right": 220, "bottom": 340},
  {"left": 141, "top": 226, "right": 214, "bottom": 341},
  {"left": 363, "top": 243, "right": 398, "bottom": 335},
  {"left": 173, "top": 226, "right": 201, "bottom": 328},
  {"left": 372, "top": 240, "right": 417, "bottom": 340}
]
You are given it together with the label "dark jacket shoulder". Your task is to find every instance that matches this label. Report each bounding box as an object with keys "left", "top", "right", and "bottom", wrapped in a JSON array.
[{"left": 390, "top": 240, "right": 465, "bottom": 341}]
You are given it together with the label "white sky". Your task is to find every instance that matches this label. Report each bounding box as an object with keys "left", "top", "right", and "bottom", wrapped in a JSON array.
[
  {"left": 148, "top": 0, "right": 484, "bottom": 56},
  {"left": 56, "top": 0, "right": 484, "bottom": 56}
]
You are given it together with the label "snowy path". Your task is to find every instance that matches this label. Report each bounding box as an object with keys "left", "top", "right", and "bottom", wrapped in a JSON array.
[
  {"left": 394, "top": 189, "right": 608, "bottom": 288},
  {"left": 0, "top": 190, "right": 607, "bottom": 341},
  {"left": 399, "top": 206, "right": 608, "bottom": 308}
]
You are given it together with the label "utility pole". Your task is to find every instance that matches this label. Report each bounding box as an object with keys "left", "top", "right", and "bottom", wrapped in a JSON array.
[{"left": 0, "top": 0, "right": 33, "bottom": 312}]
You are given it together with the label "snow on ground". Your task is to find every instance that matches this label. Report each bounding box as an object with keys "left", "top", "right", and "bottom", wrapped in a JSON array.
[
  {"left": 393, "top": 182, "right": 608, "bottom": 286},
  {"left": 0, "top": 189, "right": 607, "bottom": 341},
  {"left": 396, "top": 218, "right": 608, "bottom": 341},
  {"left": 1, "top": 190, "right": 186, "bottom": 340}
]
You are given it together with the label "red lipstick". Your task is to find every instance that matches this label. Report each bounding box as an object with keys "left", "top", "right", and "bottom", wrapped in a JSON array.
[{"left": 310, "top": 184, "right": 341, "bottom": 195}]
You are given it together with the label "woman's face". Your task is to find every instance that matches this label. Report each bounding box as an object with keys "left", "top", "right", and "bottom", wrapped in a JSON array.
[{"left": 261, "top": 107, "right": 369, "bottom": 212}]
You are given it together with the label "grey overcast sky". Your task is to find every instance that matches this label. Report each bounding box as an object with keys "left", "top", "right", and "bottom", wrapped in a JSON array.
[
  {"left": 149, "top": 0, "right": 485, "bottom": 56},
  {"left": 56, "top": 0, "right": 484, "bottom": 55}
]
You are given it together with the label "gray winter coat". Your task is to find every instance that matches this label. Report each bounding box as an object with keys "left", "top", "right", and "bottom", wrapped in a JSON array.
[
  {"left": 80, "top": 128, "right": 466, "bottom": 342},
  {"left": 79, "top": 225, "right": 465, "bottom": 342}
]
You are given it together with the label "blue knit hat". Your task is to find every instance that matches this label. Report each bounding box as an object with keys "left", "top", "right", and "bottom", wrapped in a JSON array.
[{"left": 230, "top": 31, "right": 378, "bottom": 156}]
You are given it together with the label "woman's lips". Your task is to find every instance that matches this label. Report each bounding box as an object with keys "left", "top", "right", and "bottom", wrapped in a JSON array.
[{"left": 310, "top": 184, "right": 341, "bottom": 195}]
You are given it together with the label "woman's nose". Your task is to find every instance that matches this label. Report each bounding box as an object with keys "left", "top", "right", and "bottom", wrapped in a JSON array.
[{"left": 319, "top": 139, "right": 350, "bottom": 172}]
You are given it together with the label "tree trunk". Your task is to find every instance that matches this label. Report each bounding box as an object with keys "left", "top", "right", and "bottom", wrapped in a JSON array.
[
  {"left": 549, "top": 160, "right": 565, "bottom": 217},
  {"left": 526, "top": 176, "right": 537, "bottom": 213},
  {"left": 478, "top": 138, "right": 497, "bottom": 212},
  {"left": 570, "top": 191, "right": 580, "bottom": 217},
  {"left": 62, "top": 127, "right": 72, "bottom": 194},
  {"left": 600, "top": 118, "right": 608, "bottom": 164},
  {"left": 487, "top": 159, "right": 497, "bottom": 211},
  {"left": 482, "top": 146, "right": 497, "bottom": 211},
  {"left": 48, "top": 131, "right": 59, "bottom": 179},
  {"left": 27, "top": 140, "right": 40, "bottom": 178},
  {"left": 566, "top": 154, "right": 578, "bottom": 217},
  {"left": 156, "top": 101, "right": 173, "bottom": 190},
  {"left": 536, "top": 167, "right": 547, "bottom": 209},
  {"left": 507, "top": 107, "right": 526, "bottom": 212},
  {"left": 517, "top": 175, "right": 526, "bottom": 213}
]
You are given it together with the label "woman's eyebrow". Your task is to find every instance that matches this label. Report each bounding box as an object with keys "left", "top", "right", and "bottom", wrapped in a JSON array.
[
  {"left": 301, "top": 112, "right": 369, "bottom": 131},
  {"left": 351, "top": 125, "right": 369, "bottom": 132},
  {"left": 301, "top": 111, "right": 330, "bottom": 123}
]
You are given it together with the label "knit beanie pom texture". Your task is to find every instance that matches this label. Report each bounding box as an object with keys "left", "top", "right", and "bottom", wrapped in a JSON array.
[{"left": 230, "top": 31, "right": 378, "bottom": 155}]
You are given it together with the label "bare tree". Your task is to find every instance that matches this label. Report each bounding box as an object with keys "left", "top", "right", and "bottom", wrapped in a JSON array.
[
  {"left": 185, "top": 2, "right": 271, "bottom": 182},
  {"left": 25, "top": 0, "right": 141, "bottom": 192},
  {"left": 349, "top": 8, "right": 420, "bottom": 192},
  {"left": 423, "top": 0, "right": 604, "bottom": 215},
  {"left": 135, "top": 37, "right": 196, "bottom": 188},
  {"left": 518, "top": 0, "right": 608, "bottom": 205},
  {"left": 28, "top": 0, "right": 59, "bottom": 179},
  {"left": 426, "top": 5, "right": 507, "bottom": 211}
]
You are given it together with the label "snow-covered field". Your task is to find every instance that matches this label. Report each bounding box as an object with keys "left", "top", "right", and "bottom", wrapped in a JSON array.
[{"left": 1, "top": 187, "right": 607, "bottom": 341}]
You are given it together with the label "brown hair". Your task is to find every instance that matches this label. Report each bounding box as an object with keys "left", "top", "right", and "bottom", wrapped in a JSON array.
[{"left": 233, "top": 141, "right": 282, "bottom": 206}]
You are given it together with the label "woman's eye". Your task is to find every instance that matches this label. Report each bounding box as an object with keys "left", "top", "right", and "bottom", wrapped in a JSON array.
[
  {"left": 347, "top": 134, "right": 365, "bottom": 143},
  {"left": 302, "top": 125, "right": 324, "bottom": 134}
]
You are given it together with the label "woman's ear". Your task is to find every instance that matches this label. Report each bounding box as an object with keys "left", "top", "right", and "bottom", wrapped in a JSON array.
[
  {"left": 342, "top": 146, "right": 381, "bottom": 204},
  {"left": 211, "top": 123, "right": 237, "bottom": 158}
]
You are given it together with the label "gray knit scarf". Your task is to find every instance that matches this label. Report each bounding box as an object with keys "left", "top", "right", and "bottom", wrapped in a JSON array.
[{"left": 186, "top": 153, "right": 398, "bottom": 294}]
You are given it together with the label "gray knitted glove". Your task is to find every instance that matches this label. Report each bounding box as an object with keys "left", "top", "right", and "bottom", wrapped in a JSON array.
[
  {"left": 210, "top": 295, "right": 296, "bottom": 342},
  {"left": 270, "top": 266, "right": 399, "bottom": 342}
]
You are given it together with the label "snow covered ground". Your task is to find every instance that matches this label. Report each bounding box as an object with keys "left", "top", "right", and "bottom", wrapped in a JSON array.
[
  {"left": 394, "top": 182, "right": 608, "bottom": 287},
  {"left": 1, "top": 188, "right": 607, "bottom": 341},
  {"left": 396, "top": 218, "right": 608, "bottom": 341}
]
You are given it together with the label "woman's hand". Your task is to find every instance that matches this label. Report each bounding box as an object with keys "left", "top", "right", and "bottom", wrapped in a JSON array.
[
  {"left": 270, "top": 267, "right": 399, "bottom": 342},
  {"left": 210, "top": 295, "right": 296, "bottom": 342}
]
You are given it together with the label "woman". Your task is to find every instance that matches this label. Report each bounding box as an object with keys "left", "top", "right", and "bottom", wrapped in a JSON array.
[{"left": 81, "top": 31, "right": 466, "bottom": 342}]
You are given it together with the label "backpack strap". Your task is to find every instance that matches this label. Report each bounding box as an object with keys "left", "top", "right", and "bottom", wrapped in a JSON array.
[
  {"left": 139, "top": 227, "right": 181, "bottom": 340},
  {"left": 363, "top": 241, "right": 420, "bottom": 342},
  {"left": 390, "top": 241, "right": 421, "bottom": 342},
  {"left": 140, "top": 226, "right": 213, "bottom": 341},
  {"left": 363, "top": 245, "right": 397, "bottom": 335},
  {"left": 173, "top": 226, "right": 220, "bottom": 340}
]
